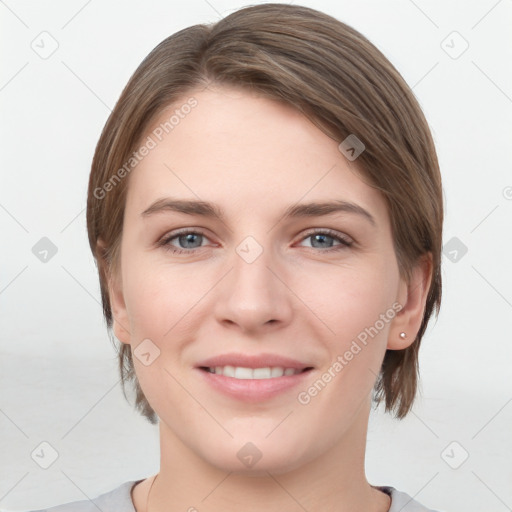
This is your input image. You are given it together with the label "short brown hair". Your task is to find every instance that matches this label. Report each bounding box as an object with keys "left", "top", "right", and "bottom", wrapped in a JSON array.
[{"left": 87, "top": 3, "right": 442, "bottom": 423}]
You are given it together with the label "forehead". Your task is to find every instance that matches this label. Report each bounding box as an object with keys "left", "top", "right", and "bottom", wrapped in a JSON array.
[{"left": 124, "top": 85, "right": 388, "bottom": 225}]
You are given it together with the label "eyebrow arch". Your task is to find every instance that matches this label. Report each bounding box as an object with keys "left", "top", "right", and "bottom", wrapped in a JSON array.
[{"left": 141, "top": 197, "right": 376, "bottom": 227}]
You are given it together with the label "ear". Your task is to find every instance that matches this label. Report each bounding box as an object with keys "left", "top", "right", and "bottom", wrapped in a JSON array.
[
  {"left": 387, "top": 253, "right": 433, "bottom": 350},
  {"left": 96, "top": 238, "right": 131, "bottom": 345}
]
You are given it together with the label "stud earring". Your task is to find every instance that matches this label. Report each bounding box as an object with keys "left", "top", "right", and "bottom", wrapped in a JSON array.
[{"left": 399, "top": 332, "right": 406, "bottom": 339}]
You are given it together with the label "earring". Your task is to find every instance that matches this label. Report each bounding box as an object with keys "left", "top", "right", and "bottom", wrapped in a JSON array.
[{"left": 399, "top": 332, "right": 406, "bottom": 339}]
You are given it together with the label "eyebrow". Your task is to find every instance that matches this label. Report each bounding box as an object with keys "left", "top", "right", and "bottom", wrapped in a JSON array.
[{"left": 141, "top": 197, "right": 376, "bottom": 227}]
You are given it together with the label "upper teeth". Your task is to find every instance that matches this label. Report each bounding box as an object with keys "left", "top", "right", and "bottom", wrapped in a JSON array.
[{"left": 206, "top": 366, "right": 301, "bottom": 379}]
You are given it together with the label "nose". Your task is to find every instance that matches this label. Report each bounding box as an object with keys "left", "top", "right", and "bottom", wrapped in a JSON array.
[{"left": 213, "top": 238, "right": 294, "bottom": 335}]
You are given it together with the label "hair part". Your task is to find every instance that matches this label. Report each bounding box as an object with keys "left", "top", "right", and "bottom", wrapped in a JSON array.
[{"left": 87, "top": 3, "right": 442, "bottom": 423}]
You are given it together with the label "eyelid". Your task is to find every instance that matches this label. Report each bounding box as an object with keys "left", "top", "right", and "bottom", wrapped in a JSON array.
[
  {"left": 296, "top": 228, "right": 354, "bottom": 247},
  {"left": 157, "top": 228, "right": 212, "bottom": 251}
]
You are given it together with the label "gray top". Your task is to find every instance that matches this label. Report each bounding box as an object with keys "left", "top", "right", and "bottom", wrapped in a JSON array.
[{"left": 25, "top": 480, "right": 442, "bottom": 512}]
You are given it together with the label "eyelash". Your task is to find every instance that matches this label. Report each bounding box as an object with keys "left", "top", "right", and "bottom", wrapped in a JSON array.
[{"left": 158, "top": 228, "right": 354, "bottom": 255}]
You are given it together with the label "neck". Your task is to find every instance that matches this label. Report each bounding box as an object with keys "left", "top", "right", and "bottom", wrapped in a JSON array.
[{"left": 141, "top": 400, "right": 390, "bottom": 512}]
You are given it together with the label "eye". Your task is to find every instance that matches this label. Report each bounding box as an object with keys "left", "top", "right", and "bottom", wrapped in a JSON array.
[
  {"left": 297, "top": 229, "right": 353, "bottom": 251},
  {"left": 158, "top": 229, "right": 211, "bottom": 254},
  {"left": 158, "top": 228, "right": 353, "bottom": 255}
]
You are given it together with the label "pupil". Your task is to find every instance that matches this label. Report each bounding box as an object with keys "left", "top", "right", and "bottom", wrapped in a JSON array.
[
  {"left": 313, "top": 234, "right": 331, "bottom": 248},
  {"left": 181, "top": 233, "right": 201, "bottom": 248}
]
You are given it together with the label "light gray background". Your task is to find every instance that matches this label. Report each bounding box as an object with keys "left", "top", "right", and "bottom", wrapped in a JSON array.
[{"left": 1, "top": 1, "right": 511, "bottom": 511}]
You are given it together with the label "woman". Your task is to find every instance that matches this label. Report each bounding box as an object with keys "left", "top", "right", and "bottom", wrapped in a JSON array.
[{"left": 33, "top": 3, "right": 443, "bottom": 511}]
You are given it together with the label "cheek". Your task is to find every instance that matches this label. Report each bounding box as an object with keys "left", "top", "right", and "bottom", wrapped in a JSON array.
[
  {"left": 122, "top": 263, "right": 198, "bottom": 410},
  {"left": 292, "top": 259, "right": 398, "bottom": 403},
  {"left": 123, "top": 258, "right": 200, "bottom": 338},
  {"left": 295, "top": 258, "right": 398, "bottom": 344},
  {"left": 294, "top": 270, "right": 396, "bottom": 411}
]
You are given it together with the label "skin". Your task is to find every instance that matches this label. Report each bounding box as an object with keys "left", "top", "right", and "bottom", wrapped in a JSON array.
[{"left": 102, "top": 83, "right": 432, "bottom": 512}]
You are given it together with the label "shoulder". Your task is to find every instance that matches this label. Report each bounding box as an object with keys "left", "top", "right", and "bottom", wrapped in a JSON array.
[
  {"left": 16, "top": 481, "right": 445, "bottom": 512},
  {"left": 21, "top": 480, "right": 139, "bottom": 512},
  {"left": 379, "top": 485, "right": 444, "bottom": 512}
]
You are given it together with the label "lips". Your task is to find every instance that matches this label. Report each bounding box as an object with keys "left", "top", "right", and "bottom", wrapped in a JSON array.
[
  {"left": 196, "top": 352, "right": 313, "bottom": 371},
  {"left": 195, "top": 352, "right": 314, "bottom": 401}
]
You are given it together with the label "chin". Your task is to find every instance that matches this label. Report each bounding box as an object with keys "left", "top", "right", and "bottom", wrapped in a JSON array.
[{"left": 197, "top": 435, "right": 311, "bottom": 475}]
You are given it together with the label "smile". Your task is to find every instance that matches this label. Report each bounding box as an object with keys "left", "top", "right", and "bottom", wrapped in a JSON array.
[
  {"left": 197, "top": 366, "right": 314, "bottom": 402},
  {"left": 201, "top": 366, "right": 310, "bottom": 379}
]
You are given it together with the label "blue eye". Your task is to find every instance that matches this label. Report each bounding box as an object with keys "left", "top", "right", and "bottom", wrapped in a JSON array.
[
  {"left": 299, "top": 230, "right": 353, "bottom": 251},
  {"left": 159, "top": 228, "right": 353, "bottom": 255},
  {"left": 160, "top": 230, "right": 209, "bottom": 254}
]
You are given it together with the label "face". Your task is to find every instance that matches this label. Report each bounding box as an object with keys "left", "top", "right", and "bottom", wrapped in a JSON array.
[{"left": 108, "top": 84, "right": 415, "bottom": 475}]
